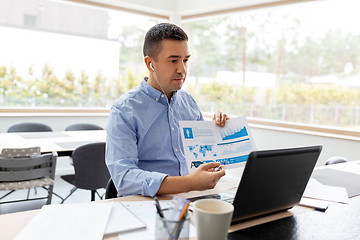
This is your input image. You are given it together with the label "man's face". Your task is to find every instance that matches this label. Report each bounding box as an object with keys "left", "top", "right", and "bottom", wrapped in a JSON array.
[{"left": 149, "top": 39, "right": 190, "bottom": 98}]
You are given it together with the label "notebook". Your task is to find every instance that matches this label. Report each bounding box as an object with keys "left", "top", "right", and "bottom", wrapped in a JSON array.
[
  {"left": 104, "top": 202, "right": 146, "bottom": 237},
  {"left": 225, "top": 145, "right": 322, "bottom": 222}
]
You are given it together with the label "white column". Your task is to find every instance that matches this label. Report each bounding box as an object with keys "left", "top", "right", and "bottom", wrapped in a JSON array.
[{"left": 169, "top": 13, "right": 182, "bottom": 26}]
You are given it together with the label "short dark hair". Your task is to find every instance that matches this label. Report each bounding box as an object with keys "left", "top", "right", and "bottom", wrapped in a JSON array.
[{"left": 143, "top": 23, "right": 188, "bottom": 61}]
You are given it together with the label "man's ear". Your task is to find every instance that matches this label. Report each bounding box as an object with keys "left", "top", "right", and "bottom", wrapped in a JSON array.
[{"left": 144, "top": 56, "right": 154, "bottom": 72}]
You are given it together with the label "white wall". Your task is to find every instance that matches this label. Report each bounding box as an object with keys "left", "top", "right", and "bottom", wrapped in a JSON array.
[
  {"left": 174, "top": 0, "right": 284, "bottom": 16},
  {"left": 251, "top": 126, "right": 359, "bottom": 165},
  {"left": 85, "top": 0, "right": 290, "bottom": 18}
]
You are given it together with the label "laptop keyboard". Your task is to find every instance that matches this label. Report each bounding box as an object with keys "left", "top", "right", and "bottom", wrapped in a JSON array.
[{"left": 219, "top": 189, "right": 237, "bottom": 204}]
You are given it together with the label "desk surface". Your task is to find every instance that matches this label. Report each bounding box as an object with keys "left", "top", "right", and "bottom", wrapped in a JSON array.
[
  {"left": 0, "top": 130, "right": 106, "bottom": 156},
  {"left": 228, "top": 195, "right": 360, "bottom": 240},
  {"left": 2, "top": 162, "right": 360, "bottom": 240}
]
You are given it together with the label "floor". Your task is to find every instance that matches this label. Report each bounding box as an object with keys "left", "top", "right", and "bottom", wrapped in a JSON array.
[{"left": 0, "top": 156, "right": 105, "bottom": 215}]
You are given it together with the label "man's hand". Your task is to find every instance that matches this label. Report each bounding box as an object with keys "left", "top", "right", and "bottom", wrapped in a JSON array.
[
  {"left": 186, "top": 162, "right": 225, "bottom": 191},
  {"left": 213, "top": 111, "right": 230, "bottom": 127},
  {"left": 156, "top": 162, "right": 225, "bottom": 195}
]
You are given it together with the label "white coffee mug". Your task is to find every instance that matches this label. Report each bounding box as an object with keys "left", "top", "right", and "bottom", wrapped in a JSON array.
[{"left": 192, "top": 199, "right": 234, "bottom": 240}]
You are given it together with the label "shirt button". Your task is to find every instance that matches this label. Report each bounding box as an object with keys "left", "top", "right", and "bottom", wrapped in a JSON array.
[
  {"left": 161, "top": 94, "right": 165, "bottom": 97},
  {"left": 175, "top": 148, "right": 178, "bottom": 152},
  {"left": 172, "top": 127, "right": 174, "bottom": 131},
  {"left": 156, "top": 98, "right": 158, "bottom": 101}
]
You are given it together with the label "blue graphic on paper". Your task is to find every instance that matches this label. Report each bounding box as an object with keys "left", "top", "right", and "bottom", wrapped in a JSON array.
[
  {"left": 191, "top": 155, "right": 248, "bottom": 168},
  {"left": 187, "top": 144, "right": 217, "bottom": 159},
  {"left": 183, "top": 128, "right": 194, "bottom": 139},
  {"left": 220, "top": 141, "right": 253, "bottom": 155},
  {"left": 216, "top": 155, "right": 249, "bottom": 165},
  {"left": 221, "top": 126, "right": 248, "bottom": 140}
]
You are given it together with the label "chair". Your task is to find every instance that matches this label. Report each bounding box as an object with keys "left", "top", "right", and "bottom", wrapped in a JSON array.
[
  {"left": 105, "top": 178, "right": 118, "bottom": 199},
  {"left": 65, "top": 123, "right": 104, "bottom": 165},
  {"left": 6, "top": 122, "right": 54, "bottom": 198},
  {"left": 7, "top": 122, "right": 52, "bottom": 133},
  {"left": 325, "top": 156, "right": 348, "bottom": 165},
  {"left": 0, "top": 148, "right": 58, "bottom": 207},
  {"left": 65, "top": 123, "right": 103, "bottom": 131},
  {"left": 60, "top": 142, "right": 110, "bottom": 203}
]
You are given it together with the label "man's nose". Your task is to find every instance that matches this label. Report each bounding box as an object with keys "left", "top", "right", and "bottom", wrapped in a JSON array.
[{"left": 177, "top": 61, "right": 187, "bottom": 74}]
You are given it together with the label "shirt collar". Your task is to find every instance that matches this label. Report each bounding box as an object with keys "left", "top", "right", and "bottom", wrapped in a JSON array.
[{"left": 140, "top": 77, "right": 178, "bottom": 104}]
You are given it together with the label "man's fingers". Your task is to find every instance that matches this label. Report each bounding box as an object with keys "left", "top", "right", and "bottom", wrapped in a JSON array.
[
  {"left": 213, "top": 111, "right": 221, "bottom": 121},
  {"left": 200, "top": 161, "right": 220, "bottom": 170}
]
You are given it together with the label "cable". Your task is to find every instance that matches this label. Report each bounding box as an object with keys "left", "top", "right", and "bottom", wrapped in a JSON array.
[{"left": 152, "top": 67, "right": 187, "bottom": 159}]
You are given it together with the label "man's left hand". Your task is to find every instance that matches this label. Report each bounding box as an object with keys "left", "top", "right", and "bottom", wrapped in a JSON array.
[{"left": 213, "top": 111, "right": 230, "bottom": 127}]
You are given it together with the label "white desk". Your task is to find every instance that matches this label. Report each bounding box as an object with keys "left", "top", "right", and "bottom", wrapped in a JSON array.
[{"left": 0, "top": 130, "right": 106, "bottom": 156}]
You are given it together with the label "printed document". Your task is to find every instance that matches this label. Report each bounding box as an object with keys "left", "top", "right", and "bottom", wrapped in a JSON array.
[
  {"left": 180, "top": 116, "right": 256, "bottom": 172},
  {"left": 14, "top": 202, "right": 112, "bottom": 240}
]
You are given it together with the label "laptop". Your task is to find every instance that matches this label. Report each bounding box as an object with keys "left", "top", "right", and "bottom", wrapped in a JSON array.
[{"left": 222, "top": 145, "right": 322, "bottom": 222}]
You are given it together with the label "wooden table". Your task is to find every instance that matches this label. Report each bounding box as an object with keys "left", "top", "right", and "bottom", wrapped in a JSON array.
[{"left": 0, "top": 130, "right": 106, "bottom": 156}]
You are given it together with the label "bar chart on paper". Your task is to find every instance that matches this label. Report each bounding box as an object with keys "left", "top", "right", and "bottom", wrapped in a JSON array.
[{"left": 180, "top": 116, "right": 257, "bottom": 172}]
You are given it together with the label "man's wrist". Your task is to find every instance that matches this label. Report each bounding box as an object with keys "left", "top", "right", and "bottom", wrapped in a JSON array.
[{"left": 182, "top": 174, "right": 193, "bottom": 192}]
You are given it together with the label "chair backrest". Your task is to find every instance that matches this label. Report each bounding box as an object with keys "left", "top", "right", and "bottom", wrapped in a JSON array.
[
  {"left": 0, "top": 151, "right": 57, "bottom": 182},
  {"left": 65, "top": 123, "right": 104, "bottom": 131},
  {"left": 1, "top": 147, "right": 41, "bottom": 159},
  {"left": 72, "top": 142, "right": 110, "bottom": 190},
  {"left": 325, "top": 156, "right": 348, "bottom": 165},
  {"left": 7, "top": 122, "right": 53, "bottom": 133},
  {"left": 105, "top": 178, "right": 118, "bottom": 199}
]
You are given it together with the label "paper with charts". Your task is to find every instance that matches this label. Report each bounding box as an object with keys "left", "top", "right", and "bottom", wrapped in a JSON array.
[{"left": 180, "top": 116, "right": 256, "bottom": 172}]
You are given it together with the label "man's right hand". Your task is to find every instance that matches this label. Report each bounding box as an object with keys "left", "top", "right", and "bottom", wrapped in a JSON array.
[
  {"left": 186, "top": 162, "right": 225, "bottom": 191},
  {"left": 156, "top": 162, "right": 225, "bottom": 195}
]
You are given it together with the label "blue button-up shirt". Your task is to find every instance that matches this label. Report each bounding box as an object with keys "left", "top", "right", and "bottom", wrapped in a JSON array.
[{"left": 106, "top": 77, "right": 203, "bottom": 197}]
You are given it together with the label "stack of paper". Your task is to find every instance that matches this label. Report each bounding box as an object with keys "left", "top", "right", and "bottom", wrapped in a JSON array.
[
  {"left": 14, "top": 202, "right": 146, "bottom": 240},
  {"left": 299, "top": 178, "right": 349, "bottom": 210}
]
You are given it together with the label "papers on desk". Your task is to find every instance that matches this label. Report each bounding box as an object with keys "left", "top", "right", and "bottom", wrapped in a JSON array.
[
  {"left": 105, "top": 202, "right": 146, "bottom": 236},
  {"left": 299, "top": 178, "right": 349, "bottom": 210},
  {"left": 303, "top": 178, "right": 349, "bottom": 204},
  {"left": 15, "top": 202, "right": 113, "bottom": 240},
  {"left": 14, "top": 202, "right": 146, "bottom": 240}
]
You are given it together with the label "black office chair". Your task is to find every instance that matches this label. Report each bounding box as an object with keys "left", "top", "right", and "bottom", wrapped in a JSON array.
[
  {"left": 7, "top": 122, "right": 52, "bottom": 133},
  {"left": 60, "top": 142, "right": 110, "bottom": 203},
  {"left": 325, "top": 156, "right": 348, "bottom": 165},
  {"left": 105, "top": 178, "right": 118, "bottom": 199},
  {"left": 65, "top": 123, "right": 104, "bottom": 131},
  {"left": 64, "top": 123, "right": 104, "bottom": 166}
]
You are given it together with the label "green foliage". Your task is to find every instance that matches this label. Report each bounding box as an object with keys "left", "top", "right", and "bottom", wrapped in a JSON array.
[{"left": 0, "top": 65, "right": 141, "bottom": 107}]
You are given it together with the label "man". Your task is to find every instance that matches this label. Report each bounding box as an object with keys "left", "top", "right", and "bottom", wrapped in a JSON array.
[{"left": 106, "top": 23, "right": 229, "bottom": 197}]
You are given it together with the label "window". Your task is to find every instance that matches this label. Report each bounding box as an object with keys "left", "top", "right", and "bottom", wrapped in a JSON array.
[
  {"left": 0, "top": 0, "right": 161, "bottom": 108},
  {"left": 24, "top": 14, "right": 36, "bottom": 27},
  {"left": 181, "top": 0, "right": 360, "bottom": 130}
]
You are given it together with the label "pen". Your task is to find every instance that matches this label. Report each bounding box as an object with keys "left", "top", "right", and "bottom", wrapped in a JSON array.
[
  {"left": 214, "top": 162, "right": 225, "bottom": 171},
  {"left": 154, "top": 197, "right": 165, "bottom": 218},
  {"left": 178, "top": 200, "right": 189, "bottom": 220},
  {"left": 173, "top": 210, "right": 188, "bottom": 240},
  {"left": 169, "top": 200, "right": 189, "bottom": 240},
  {"left": 155, "top": 197, "right": 172, "bottom": 235}
]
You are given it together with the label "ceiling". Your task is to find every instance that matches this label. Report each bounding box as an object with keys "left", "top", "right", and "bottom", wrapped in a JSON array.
[{"left": 66, "top": 0, "right": 315, "bottom": 20}]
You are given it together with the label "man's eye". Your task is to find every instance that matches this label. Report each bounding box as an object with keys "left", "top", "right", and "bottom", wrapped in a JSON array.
[
  {"left": 170, "top": 60, "right": 177, "bottom": 63},
  {"left": 184, "top": 59, "right": 189, "bottom": 63}
]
